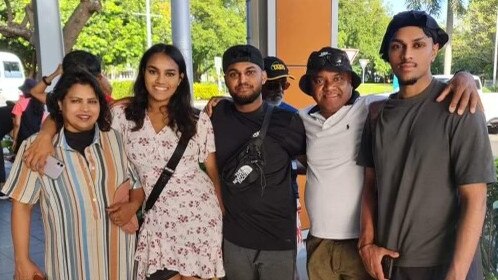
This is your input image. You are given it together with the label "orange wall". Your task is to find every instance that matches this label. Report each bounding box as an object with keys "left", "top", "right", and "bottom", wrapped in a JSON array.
[{"left": 274, "top": 0, "right": 336, "bottom": 228}]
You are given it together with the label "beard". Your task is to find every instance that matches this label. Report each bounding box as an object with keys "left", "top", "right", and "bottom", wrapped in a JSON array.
[
  {"left": 262, "top": 92, "right": 283, "bottom": 107},
  {"left": 230, "top": 84, "right": 262, "bottom": 105},
  {"left": 399, "top": 78, "right": 418, "bottom": 86},
  {"left": 266, "top": 98, "right": 282, "bottom": 107}
]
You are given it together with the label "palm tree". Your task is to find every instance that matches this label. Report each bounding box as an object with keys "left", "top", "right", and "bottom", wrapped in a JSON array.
[{"left": 405, "top": 0, "right": 465, "bottom": 75}]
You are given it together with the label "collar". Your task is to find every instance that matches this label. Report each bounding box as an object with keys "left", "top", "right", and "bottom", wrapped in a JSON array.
[{"left": 55, "top": 125, "right": 102, "bottom": 151}]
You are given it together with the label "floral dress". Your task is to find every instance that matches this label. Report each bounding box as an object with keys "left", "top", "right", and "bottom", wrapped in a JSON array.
[{"left": 111, "top": 106, "right": 225, "bottom": 279}]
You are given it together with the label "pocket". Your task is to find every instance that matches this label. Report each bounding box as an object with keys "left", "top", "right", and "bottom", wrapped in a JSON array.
[{"left": 305, "top": 234, "right": 324, "bottom": 260}]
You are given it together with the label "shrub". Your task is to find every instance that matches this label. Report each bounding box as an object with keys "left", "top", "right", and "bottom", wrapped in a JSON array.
[
  {"left": 110, "top": 81, "right": 225, "bottom": 101},
  {"left": 193, "top": 83, "right": 224, "bottom": 100},
  {"left": 482, "top": 159, "right": 498, "bottom": 279},
  {"left": 111, "top": 80, "right": 134, "bottom": 100}
]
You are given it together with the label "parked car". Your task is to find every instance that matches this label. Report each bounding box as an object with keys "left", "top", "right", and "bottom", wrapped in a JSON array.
[
  {"left": 0, "top": 51, "right": 25, "bottom": 105},
  {"left": 488, "top": 118, "right": 498, "bottom": 134},
  {"left": 433, "top": 74, "right": 498, "bottom": 134}
]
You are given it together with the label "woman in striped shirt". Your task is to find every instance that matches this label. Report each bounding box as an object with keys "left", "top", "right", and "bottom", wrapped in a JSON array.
[{"left": 2, "top": 69, "right": 144, "bottom": 280}]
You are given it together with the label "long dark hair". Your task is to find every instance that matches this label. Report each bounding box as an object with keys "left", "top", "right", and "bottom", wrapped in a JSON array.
[
  {"left": 47, "top": 68, "right": 112, "bottom": 132},
  {"left": 125, "top": 43, "right": 196, "bottom": 139}
]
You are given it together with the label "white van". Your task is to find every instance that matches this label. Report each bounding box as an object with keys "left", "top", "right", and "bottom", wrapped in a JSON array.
[{"left": 0, "top": 51, "right": 25, "bottom": 104}]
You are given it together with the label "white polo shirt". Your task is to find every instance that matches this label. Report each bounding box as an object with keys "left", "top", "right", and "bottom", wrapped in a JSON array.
[{"left": 300, "top": 95, "right": 385, "bottom": 239}]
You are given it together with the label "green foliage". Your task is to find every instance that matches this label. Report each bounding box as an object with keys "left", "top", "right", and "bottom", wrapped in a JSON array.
[
  {"left": 190, "top": 0, "right": 246, "bottom": 81},
  {"left": 0, "top": 0, "right": 35, "bottom": 75},
  {"left": 338, "top": 0, "right": 391, "bottom": 77},
  {"left": 111, "top": 81, "right": 223, "bottom": 101},
  {"left": 482, "top": 159, "right": 498, "bottom": 279},
  {"left": 404, "top": 0, "right": 466, "bottom": 16},
  {"left": 357, "top": 83, "right": 393, "bottom": 95},
  {"left": 193, "top": 83, "right": 223, "bottom": 100},
  {"left": 111, "top": 80, "right": 134, "bottom": 100},
  {"left": 452, "top": 0, "right": 498, "bottom": 79},
  {"left": 72, "top": 0, "right": 146, "bottom": 72}
]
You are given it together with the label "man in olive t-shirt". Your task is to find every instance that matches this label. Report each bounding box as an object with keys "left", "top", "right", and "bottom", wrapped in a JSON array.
[{"left": 357, "top": 11, "right": 496, "bottom": 280}]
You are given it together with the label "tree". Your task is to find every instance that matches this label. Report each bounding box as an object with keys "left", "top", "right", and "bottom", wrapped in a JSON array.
[
  {"left": 0, "top": 0, "right": 103, "bottom": 74},
  {"left": 452, "top": 0, "right": 498, "bottom": 79},
  {"left": 0, "top": 0, "right": 246, "bottom": 82},
  {"left": 405, "top": 0, "right": 466, "bottom": 75},
  {"left": 190, "top": 0, "right": 246, "bottom": 81},
  {"left": 338, "top": 0, "right": 391, "bottom": 79},
  {"left": 71, "top": 0, "right": 147, "bottom": 75}
]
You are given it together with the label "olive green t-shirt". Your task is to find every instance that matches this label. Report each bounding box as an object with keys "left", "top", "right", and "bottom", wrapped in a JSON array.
[{"left": 358, "top": 79, "right": 496, "bottom": 267}]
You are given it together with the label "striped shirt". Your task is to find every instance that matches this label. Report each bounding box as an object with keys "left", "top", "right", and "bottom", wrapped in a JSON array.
[{"left": 2, "top": 126, "right": 140, "bottom": 280}]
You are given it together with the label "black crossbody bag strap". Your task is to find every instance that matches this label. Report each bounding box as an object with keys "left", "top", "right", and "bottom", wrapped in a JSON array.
[
  {"left": 258, "top": 105, "right": 274, "bottom": 141},
  {"left": 144, "top": 131, "right": 192, "bottom": 212}
]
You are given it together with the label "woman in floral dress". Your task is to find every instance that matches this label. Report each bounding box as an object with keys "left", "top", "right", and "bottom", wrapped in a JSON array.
[{"left": 112, "top": 44, "right": 224, "bottom": 280}]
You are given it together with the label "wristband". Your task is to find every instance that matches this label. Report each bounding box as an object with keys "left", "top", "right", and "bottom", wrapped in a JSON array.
[{"left": 42, "top": 76, "right": 51, "bottom": 86}]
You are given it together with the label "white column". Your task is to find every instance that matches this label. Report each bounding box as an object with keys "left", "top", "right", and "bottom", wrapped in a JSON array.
[
  {"left": 171, "top": 0, "right": 194, "bottom": 97},
  {"left": 33, "top": 0, "right": 64, "bottom": 85}
]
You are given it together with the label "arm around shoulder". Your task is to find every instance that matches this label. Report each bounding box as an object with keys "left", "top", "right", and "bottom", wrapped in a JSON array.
[{"left": 23, "top": 117, "right": 58, "bottom": 172}]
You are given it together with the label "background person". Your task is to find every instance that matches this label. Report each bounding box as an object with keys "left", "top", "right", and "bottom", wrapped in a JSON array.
[
  {"left": 262, "top": 56, "right": 305, "bottom": 279},
  {"left": 1, "top": 69, "right": 143, "bottom": 279},
  {"left": 11, "top": 78, "right": 46, "bottom": 153},
  {"left": 0, "top": 101, "right": 14, "bottom": 195},
  {"left": 29, "top": 51, "right": 113, "bottom": 105}
]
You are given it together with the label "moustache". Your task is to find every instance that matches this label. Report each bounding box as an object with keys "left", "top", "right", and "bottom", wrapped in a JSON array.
[{"left": 235, "top": 83, "right": 253, "bottom": 90}]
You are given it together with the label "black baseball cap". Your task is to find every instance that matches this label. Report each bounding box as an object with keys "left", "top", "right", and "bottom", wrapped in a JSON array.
[
  {"left": 264, "top": 56, "right": 294, "bottom": 81},
  {"left": 299, "top": 47, "right": 361, "bottom": 95},
  {"left": 222, "top": 44, "right": 264, "bottom": 72},
  {"left": 379, "top": 10, "right": 448, "bottom": 61}
]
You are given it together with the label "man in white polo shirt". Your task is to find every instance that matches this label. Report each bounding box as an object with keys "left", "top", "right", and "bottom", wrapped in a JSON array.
[{"left": 298, "top": 47, "right": 482, "bottom": 280}]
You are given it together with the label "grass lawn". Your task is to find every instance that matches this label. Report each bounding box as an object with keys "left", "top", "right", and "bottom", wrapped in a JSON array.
[{"left": 357, "top": 83, "right": 394, "bottom": 95}]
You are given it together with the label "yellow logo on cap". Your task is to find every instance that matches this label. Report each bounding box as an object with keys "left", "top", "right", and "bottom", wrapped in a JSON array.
[{"left": 271, "top": 63, "right": 286, "bottom": 71}]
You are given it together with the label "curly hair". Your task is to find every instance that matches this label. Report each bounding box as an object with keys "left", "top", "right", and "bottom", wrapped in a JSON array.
[
  {"left": 46, "top": 68, "right": 112, "bottom": 132},
  {"left": 124, "top": 43, "right": 197, "bottom": 139}
]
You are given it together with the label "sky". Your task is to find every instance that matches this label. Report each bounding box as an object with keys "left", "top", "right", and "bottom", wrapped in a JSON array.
[{"left": 382, "top": 0, "right": 448, "bottom": 21}]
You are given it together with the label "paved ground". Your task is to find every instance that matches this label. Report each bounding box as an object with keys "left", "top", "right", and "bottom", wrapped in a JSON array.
[
  {"left": 0, "top": 198, "right": 45, "bottom": 279},
  {"left": 0, "top": 159, "right": 45, "bottom": 279}
]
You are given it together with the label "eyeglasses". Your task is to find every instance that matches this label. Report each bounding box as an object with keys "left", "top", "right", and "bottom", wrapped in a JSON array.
[{"left": 265, "top": 80, "right": 290, "bottom": 91}]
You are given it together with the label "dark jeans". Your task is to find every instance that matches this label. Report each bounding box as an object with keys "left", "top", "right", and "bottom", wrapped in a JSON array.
[
  {"left": 223, "top": 238, "right": 296, "bottom": 280},
  {"left": 0, "top": 145, "right": 5, "bottom": 183},
  {"left": 0, "top": 104, "right": 14, "bottom": 183}
]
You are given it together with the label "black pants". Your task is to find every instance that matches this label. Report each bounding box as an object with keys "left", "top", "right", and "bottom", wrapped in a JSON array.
[
  {"left": 146, "top": 268, "right": 179, "bottom": 280},
  {"left": 0, "top": 105, "right": 14, "bottom": 183},
  {"left": 392, "top": 248, "right": 483, "bottom": 280}
]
